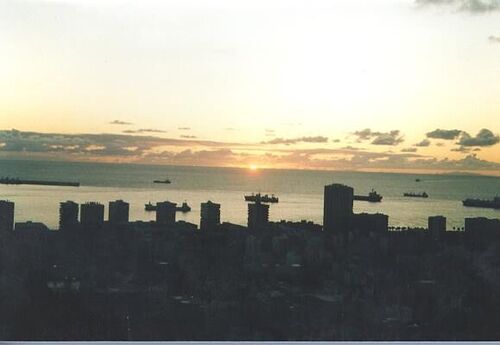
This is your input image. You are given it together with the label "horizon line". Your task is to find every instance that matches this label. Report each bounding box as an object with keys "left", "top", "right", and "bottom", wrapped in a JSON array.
[{"left": 1, "top": 156, "right": 499, "bottom": 178}]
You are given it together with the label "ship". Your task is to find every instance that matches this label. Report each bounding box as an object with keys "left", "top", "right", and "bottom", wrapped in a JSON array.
[
  {"left": 145, "top": 202, "right": 156, "bottom": 211},
  {"left": 415, "top": 178, "right": 421, "bottom": 182},
  {"left": 244, "top": 193, "right": 279, "bottom": 203},
  {"left": 144, "top": 201, "right": 192, "bottom": 212},
  {"left": 0, "top": 177, "right": 80, "bottom": 187},
  {"left": 462, "top": 196, "right": 500, "bottom": 209},
  {"left": 353, "top": 189, "right": 382, "bottom": 202},
  {"left": 153, "top": 179, "right": 171, "bottom": 184},
  {"left": 403, "top": 192, "right": 428, "bottom": 198}
]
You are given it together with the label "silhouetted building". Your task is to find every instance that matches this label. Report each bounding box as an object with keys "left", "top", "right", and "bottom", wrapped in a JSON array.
[
  {"left": 323, "top": 183, "right": 353, "bottom": 233},
  {"left": 59, "top": 201, "right": 79, "bottom": 230},
  {"left": 351, "top": 213, "right": 388, "bottom": 234},
  {"left": 465, "top": 217, "right": 500, "bottom": 234},
  {"left": 428, "top": 215, "right": 446, "bottom": 240},
  {"left": 80, "top": 202, "right": 104, "bottom": 227},
  {"left": 200, "top": 200, "right": 220, "bottom": 231},
  {"left": 464, "top": 217, "right": 500, "bottom": 249},
  {"left": 109, "top": 199, "right": 129, "bottom": 224},
  {"left": 465, "top": 217, "right": 500, "bottom": 246},
  {"left": 15, "top": 221, "right": 49, "bottom": 233},
  {"left": 248, "top": 201, "right": 269, "bottom": 230},
  {"left": 0, "top": 200, "right": 15, "bottom": 232},
  {"left": 156, "top": 201, "right": 177, "bottom": 225}
]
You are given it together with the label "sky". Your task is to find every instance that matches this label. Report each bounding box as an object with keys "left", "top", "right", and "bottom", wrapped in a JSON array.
[{"left": 0, "top": 0, "right": 499, "bottom": 174}]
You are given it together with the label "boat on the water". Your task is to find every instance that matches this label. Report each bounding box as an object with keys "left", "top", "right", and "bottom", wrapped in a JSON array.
[
  {"left": 244, "top": 193, "right": 279, "bottom": 203},
  {"left": 354, "top": 189, "right": 382, "bottom": 202},
  {"left": 415, "top": 178, "right": 421, "bottom": 182},
  {"left": 0, "top": 176, "right": 80, "bottom": 187},
  {"left": 404, "top": 192, "right": 428, "bottom": 198},
  {"left": 462, "top": 197, "right": 500, "bottom": 209},
  {"left": 145, "top": 202, "right": 156, "bottom": 211},
  {"left": 153, "top": 179, "right": 171, "bottom": 184},
  {"left": 144, "top": 201, "right": 192, "bottom": 212}
]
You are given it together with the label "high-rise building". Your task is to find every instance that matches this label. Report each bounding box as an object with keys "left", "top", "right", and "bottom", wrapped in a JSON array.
[
  {"left": 156, "top": 201, "right": 177, "bottom": 225},
  {"left": 465, "top": 217, "right": 500, "bottom": 248},
  {"left": 0, "top": 200, "right": 15, "bottom": 232},
  {"left": 59, "top": 201, "right": 79, "bottom": 230},
  {"left": 80, "top": 202, "right": 105, "bottom": 227},
  {"left": 248, "top": 201, "right": 269, "bottom": 230},
  {"left": 109, "top": 200, "right": 129, "bottom": 224},
  {"left": 465, "top": 217, "right": 500, "bottom": 235},
  {"left": 200, "top": 200, "right": 220, "bottom": 231},
  {"left": 323, "top": 183, "right": 353, "bottom": 233},
  {"left": 428, "top": 216, "right": 446, "bottom": 239}
]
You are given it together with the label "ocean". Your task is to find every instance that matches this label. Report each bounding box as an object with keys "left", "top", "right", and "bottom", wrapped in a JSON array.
[{"left": 0, "top": 159, "right": 499, "bottom": 229}]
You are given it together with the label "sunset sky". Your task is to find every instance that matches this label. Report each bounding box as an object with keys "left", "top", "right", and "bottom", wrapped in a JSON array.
[{"left": 1, "top": 0, "right": 499, "bottom": 174}]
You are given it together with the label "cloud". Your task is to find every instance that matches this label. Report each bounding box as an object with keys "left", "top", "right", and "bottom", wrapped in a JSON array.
[
  {"left": 123, "top": 129, "right": 166, "bottom": 134},
  {"left": 255, "top": 148, "right": 499, "bottom": 173},
  {"left": 178, "top": 127, "right": 191, "bottom": 130},
  {"left": 457, "top": 128, "right": 500, "bottom": 147},
  {"left": 352, "top": 129, "right": 404, "bottom": 146},
  {"left": 450, "top": 146, "right": 482, "bottom": 153},
  {"left": 347, "top": 152, "right": 499, "bottom": 171},
  {"left": 451, "top": 146, "right": 471, "bottom": 153},
  {"left": 488, "top": 35, "right": 500, "bottom": 43},
  {"left": 332, "top": 139, "right": 340, "bottom": 143},
  {"left": 109, "top": 120, "right": 133, "bottom": 125},
  {"left": 416, "top": 0, "right": 500, "bottom": 12},
  {"left": 352, "top": 128, "right": 382, "bottom": 141},
  {"left": 261, "top": 136, "right": 328, "bottom": 145},
  {"left": 224, "top": 127, "right": 238, "bottom": 131},
  {"left": 402, "top": 147, "right": 418, "bottom": 152},
  {"left": 426, "top": 128, "right": 462, "bottom": 140},
  {"left": 180, "top": 135, "right": 197, "bottom": 139},
  {"left": 415, "top": 139, "right": 431, "bottom": 147},
  {"left": 0, "top": 129, "right": 247, "bottom": 159},
  {"left": 1, "top": 129, "right": 499, "bottom": 174},
  {"left": 371, "top": 130, "right": 404, "bottom": 146},
  {"left": 420, "top": 154, "right": 493, "bottom": 169},
  {"left": 222, "top": 148, "right": 425, "bottom": 171},
  {"left": 149, "top": 149, "right": 235, "bottom": 166}
]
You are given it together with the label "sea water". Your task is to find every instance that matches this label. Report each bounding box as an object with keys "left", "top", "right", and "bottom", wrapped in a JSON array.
[{"left": 0, "top": 159, "right": 499, "bottom": 229}]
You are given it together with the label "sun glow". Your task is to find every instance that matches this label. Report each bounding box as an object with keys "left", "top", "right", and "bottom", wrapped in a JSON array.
[{"left": 249, "top": 164, "right": 259, "bottom": 171}]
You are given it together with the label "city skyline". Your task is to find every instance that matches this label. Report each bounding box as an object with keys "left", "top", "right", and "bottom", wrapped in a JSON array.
[
  {"left": 3, "top": 180, "right": 499, "bottom": 340},
  {"left": 1, "top": 0, "right": 500, "bottom": 174},
  {"left": 2, "top": 182, "right": 493, "bottom": 231},
  {"left": 2, "top": 1, "right": 500, "bottom": 341}
]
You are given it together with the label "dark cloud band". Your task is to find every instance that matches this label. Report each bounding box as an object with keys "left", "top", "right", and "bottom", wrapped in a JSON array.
[
  {"left": 261, "top": 136, "right": 328, "bottom": 145},
  {"left": 352, "top": 129, "right": 404, "bottom": 146},
  {"left": 426, "top": 129, "right": 462, "bottom": 140},
  {"left": 0, "top": 129, "right": 498, "bottom": 172},
  {"left": 109, "top": 120, "right": 133, "bottom": 125},
  {"left": 457, "top": 128, "right": 500, "bottom": 147}
]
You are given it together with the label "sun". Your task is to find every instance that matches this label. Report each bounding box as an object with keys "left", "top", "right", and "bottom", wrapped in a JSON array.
[{"left": 249, "top": 164, "right": 259, "bottom": 171}]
